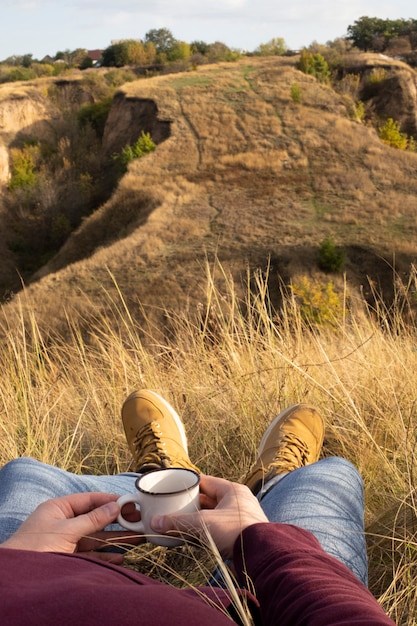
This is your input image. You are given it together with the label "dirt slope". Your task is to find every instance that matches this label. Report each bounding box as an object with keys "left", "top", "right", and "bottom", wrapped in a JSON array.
[{"left": 2, "top": 56, "right": 417, "bottom": 334}]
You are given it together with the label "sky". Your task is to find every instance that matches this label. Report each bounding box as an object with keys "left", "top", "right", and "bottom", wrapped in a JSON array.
[{"left": 0, "top": 0, "right": 416, "bottom": 61}]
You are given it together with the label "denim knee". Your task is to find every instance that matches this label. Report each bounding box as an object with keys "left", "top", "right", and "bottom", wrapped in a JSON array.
[
  {"left": 0, "top": 457, "right": 44, "bottom": 480},
  {"left": 314, "top": 456, "right": 364, "bottom": 488}
]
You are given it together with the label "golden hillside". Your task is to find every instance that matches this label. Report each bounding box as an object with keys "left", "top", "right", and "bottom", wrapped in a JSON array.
[{"left": 1, "top": 55, "right": 417, "bottom": 334}]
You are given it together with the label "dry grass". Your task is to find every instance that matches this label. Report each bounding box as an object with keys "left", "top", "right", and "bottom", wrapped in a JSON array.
[{"left": 0, "top": 261, "right": 416, "bottom": 623}]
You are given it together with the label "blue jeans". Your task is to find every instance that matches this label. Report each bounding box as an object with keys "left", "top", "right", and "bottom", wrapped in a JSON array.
[
  {"left": 258, "top": 456, "right": 367, "bottom": 585},
  {"left": 0, "top": 458, "right": 140, "bottom": 540},
  {"left": 0, "top": 456, "right": 367, "bottom": 585}
]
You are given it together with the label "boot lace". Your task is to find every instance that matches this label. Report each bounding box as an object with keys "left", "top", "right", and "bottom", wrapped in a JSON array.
[
  {"left": 267, "top": 433, "right": 310, "bottom": 475},
  {"left": 133, "top": 421, "right": 171, "bottom": 469}
]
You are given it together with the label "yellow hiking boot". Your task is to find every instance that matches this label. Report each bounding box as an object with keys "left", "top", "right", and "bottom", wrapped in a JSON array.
[
  {"left": 244, "top": 404, "right": 325, "bottom": 495},
  {"left": 122, "top": 389, "right": 200, "bottom": 474}
]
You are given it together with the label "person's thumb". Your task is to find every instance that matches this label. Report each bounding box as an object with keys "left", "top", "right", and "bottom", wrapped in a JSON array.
[
  {"left": 78, "top": 501, "right": 120, "bottom": 534},
  {"left": 150, "top": 515, "right": 172, "bottom": 533}
]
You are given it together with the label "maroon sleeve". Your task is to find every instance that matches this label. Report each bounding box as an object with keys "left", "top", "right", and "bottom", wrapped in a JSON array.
[
  {"left": 0, "top": 549, "right": 242, "bottom": 626},
  {"left": 233, "top": 523, "right": 395, "bottom": 626}
]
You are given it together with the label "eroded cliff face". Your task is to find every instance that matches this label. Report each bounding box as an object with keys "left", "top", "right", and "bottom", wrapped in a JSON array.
[
  {"left": 370, "top": 70, "right": 417, "bottom": 137},
  {"left": 0, "top": 89, "right": 57, "bottom": 184},
  {"left": 339, "top": 55, "right": 417, "bottom": 137},
  {"left": 0, "top": 78, "right": 100, "bottom": 186},
  {"left": 0, "top": 79, "right": 172, "bottom": 187},
  {"left": 102, "top": 92, "right": 171, "bottom": 155},
  {"left": 0, "top": 144, "right": 9, "bottom": 183},
  {"left": 0, "top": 74, "right": 174, "bottom": 295},
  {"left": 0, "top": 94, "right": 50, "bottom": 136}
]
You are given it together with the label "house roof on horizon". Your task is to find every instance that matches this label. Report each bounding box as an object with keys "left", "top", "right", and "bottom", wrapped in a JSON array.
[{"left": 88, "top": 50, "right": 103, "bottom": 61}]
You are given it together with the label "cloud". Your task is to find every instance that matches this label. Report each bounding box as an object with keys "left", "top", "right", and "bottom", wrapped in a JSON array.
[
  {"left": 70, "top": 0, "right": 253, "bottom": 19},
  {"left": 16, "top": 1, "right": 39, "bottom": 9}
]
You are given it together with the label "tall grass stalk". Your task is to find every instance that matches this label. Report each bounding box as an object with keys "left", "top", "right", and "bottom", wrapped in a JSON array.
[{"left": 0, "top": 263, "right": 416, "bottom": 623}]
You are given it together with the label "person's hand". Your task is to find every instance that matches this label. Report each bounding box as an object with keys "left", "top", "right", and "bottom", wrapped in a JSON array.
[
  {"left": 0, "top": 492, "right": 143, "bottom": 563},
  {"left": 151, "top": 475, "right": 269, "bottom": 559}
]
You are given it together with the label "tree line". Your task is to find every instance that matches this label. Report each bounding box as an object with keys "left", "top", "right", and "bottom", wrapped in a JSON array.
[
  {"left": 0, "top": 28, "right": 288, "bottom": 77},
  {"left": 347, "top": 16, "right": 417, "bottom": 54},
  {"left": 100, "top": 29, "right": 241, "bottom": 67},
  {"left": 3, "top": 18, "right": 417, "bottom": 84}
]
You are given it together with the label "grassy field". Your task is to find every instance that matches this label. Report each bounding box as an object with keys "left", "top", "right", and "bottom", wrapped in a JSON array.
[{"left": 0, "top": 262, "right": 416, "bottom": 624}]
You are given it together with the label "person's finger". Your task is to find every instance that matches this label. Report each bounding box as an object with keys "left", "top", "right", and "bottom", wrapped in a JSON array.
[
  {"left": 199, "top": 475, "right": 232, "bottom": 501},
  {"left": 199, "top": 493, "right": 217, "bottom": 509},
  {"left": 50, "top": 492, "right": 121, "bottom": 519},
  {"left": 65, "top": 500, "right": 121, "bottom": 538}
]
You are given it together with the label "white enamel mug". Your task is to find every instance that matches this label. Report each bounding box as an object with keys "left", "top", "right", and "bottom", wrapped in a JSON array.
[{"left": 117, "top": 468, "right": 200, "bottom": 547}]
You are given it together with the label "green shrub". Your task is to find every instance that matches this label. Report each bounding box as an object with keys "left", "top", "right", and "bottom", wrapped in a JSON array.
[
  {"left": 31, "top": 62, "right": 55, "bottom": 77},
  {"left": 378, "top": 118, "right": 408, "bottom": 150},
  {"left": 342, "top": 97, "right": 365, "bottom": 121},
  {"left": 290, "top": 83, "right": 302, "bottom": 103},
  {"left": 297, "top": 49, "right": 330, "bottom": 83},
  {"left": 80, "top": 73, "right": 113, "bottom": 99},
  {"left": 104, "top": 69, "right": 137, "bottom": 88},
  {"left": 368, "top": 68, "right": 387, "bottom": 84},
  {"left": 290, "top": 276, "right": 344, "bottom": 326},
  {"left": 254, "top": 37, "right": 287, "bottom": 56},
  {"left": 52, "top": 63, "right": 71, "bottom": 76},
  {"left": 80, "top": 56, "right": 93, "bottom": 70},
  {"left": 5, "top": 67, "right": 36, "bottom": 82},
  {"left": 8, "top": 144, "right": 40, "bottom": 190},
  {"left": 117, "top": 131, "right": 156, "bottom": 172},
  {"left": 355, "top": 100, "right": 365, "bottom": 121},
  {"left": 78, "top": 97, "right": 113, "bottom": 137},
  {"left": 318, "top": 237, "right": 346, "bottom": 273},
  {"left": 360, "top": 68, "right": 389, "bottom": 100}
]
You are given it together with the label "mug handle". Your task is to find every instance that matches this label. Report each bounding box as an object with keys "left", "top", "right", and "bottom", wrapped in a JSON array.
[{"left": 117, "top": 493, "right": 145, "bottom": 533}]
